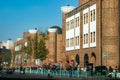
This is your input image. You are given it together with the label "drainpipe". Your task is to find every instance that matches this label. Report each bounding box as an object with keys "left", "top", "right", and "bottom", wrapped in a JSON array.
[
  {"left": 118, "top": 0, "right": 120, "bottom": 68},
  {"left": 100, "top": 0, "right": 102, "bottom": 67}
]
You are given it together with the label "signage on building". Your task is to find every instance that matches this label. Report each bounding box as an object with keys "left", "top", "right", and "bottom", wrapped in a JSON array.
[{"left": 103, "top": 52, "right": 108, "bottom": 59}]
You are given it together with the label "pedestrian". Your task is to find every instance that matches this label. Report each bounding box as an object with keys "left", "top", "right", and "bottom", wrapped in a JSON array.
[
  {"left": 109, "top": 66, "right": 113, "bottom": 72},
  {"left": 47, "top": 64, "right": 52, "bottom": 78},
  {"left": 48, "top": 68, "right": 51, "bottom": 77}
]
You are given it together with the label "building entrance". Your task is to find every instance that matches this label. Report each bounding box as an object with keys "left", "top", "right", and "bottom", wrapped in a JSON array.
[
  {"left": 91, "top": 52, "right": 96, "bottom": 67},
  {"left": 75, "top": 54, "right": 80, "bottom": 65},
  {"left": 84, "top": 53, "right": 89, "bottom": 67}
]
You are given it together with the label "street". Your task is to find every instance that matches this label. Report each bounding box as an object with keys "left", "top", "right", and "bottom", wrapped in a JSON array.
[
  {"left": 0, "top": 71, "right": 113, "bottom": 80},
  {"left": 0, "top": 72, "right": 58, "bottom": 80},
  {"left": 0, "top": 71, "right": 81, "bottom": 80}
]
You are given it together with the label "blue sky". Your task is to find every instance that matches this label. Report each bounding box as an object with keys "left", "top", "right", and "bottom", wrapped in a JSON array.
[{"left": 0, "top": 0, "right": 78, "bottom": 41}]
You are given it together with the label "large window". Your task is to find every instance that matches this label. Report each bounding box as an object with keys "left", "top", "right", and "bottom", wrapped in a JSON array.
[
  {"left": 66, "top": 39, "right": 69, "bottom": 47},
  {"left": 93, "top": 32, "right": 95, "bottom": 42},
  {"left": 84, "top": 14, "right": 85, "bottom": 24},
  {"left": 90, "top": 32, "right": 96, "bottom": 43},
  {"left": 75, "top": 36, "right": 80, "bottom": 46},
  {"left": 66, "top": 22, "right": 69, "bottom": 30},
  {"left": 90, "top": 9, "right": 96, "bottom": 22},
  {"left": 93, "top": 9, "right": 95, "bottom": 21},
  {"left": 90, "top": 32, "right": 92, "bottom": 43},
  {"left": 83, "top": 4, "right": 96, "bottom": 48},
  {"left": 83, "top": 34, "right": 88, "bottom": 44},
  {"left": 84, "top": 34, "right": 86, "bottom": 44},
  {"left": 83, "top": 13, "right": 88, "bottom": 24},
  {"left": 86, "top": 34, "right": 88, "bottom": 44},
  {"left": 90, "top": 11, "right": 93, "bottom": 22},
  {"left": 65, "top": 13, "right": 80, "bottom": 51},
  {"left": 77, "top": 17, "right": 80, "bottom": 26}
]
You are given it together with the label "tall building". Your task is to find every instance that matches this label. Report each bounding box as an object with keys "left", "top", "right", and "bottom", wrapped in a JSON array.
[
  {"left": 45, "top": 26, "right": 63, "bottom": 64},
  {"left": 0, "top": 39, "right": 14, "bottom": 50},
  {"left": 13, "top": 27, "right": 63, "bottom": 67},
  {"left": 61, "top": 0, "right": 120, "bottom": 68},
  {"left": 14, "top": 29, "right": 38, "bottom": 67}
]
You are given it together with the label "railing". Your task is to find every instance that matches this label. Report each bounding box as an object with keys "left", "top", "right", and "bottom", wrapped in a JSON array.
[
  {"left": 2, "top": 68, "right": 120, "bottom": 79},
  {"left": 14, "top": 68, "right": 109, "bottom": 79}
]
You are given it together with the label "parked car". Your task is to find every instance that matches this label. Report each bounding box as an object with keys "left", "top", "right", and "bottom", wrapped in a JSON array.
[
  {"left": 6, "top": 68, "right": 14, "bottom": 74},
  {"left": 107, "top": 70, "right": 120, "bottom": 78},
  {"left": 95, "top": 66, "right": 108, "bottom": 75}
]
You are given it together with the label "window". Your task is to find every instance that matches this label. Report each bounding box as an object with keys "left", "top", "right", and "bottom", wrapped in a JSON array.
[
  {"left": 83, "top": 34, "right": 88, "bottom": 44},
  {"left": 66, "top": 39, "right": 69, "bottom": 47},
  {"left": 90, "top": 32, "right": 92, "bottom": 43},
  {"left": 93, "top": 32, "right": 95, "bottom": 42},
  {"left": 66, "top": 22, "right": 69, "bottom": 30},
  {"left": 75, "top": 37, "right": 77, "bottom": 45},
  {"left": 93, "top": 9, "right": 95, "bottom": 21},
  {"left": 83, "top": 13, "right": 88, "bottom": 24},
  {"left": 86, "top": 34, "right": 88, "bottom": 44},
  {"left": 84, "top": 14, "right": 85, "bottom": 24},
  {"left": 72, "top": 19, "right": 74, "bottom": 28},
  {"left": 77, "top": 36, "right": 80, "bottom": 45},
  {"left": 77, "top": 17, "right": 80, "bottom": 26},
  {"left": 84, "top": 34, "right": 85, "bottom": 44},
  {"left": 86, "top": 13, "right": 88, "bottom": 23},
  {"left": 75, "top": 18, "right": 77, "bottom": 27},
  {"left": 90, "top": 9, "right": 96, "bottom": 22},
  {"left": 75, "top": 36, "right": 79, "bottom": 46},
  {"left": 71, "top": 38, "right": 74, "bottom": 46},
  {"left": 90, "top": 32, "right": 96, "bottom": 43},
  {"left": 90, "top": 11, "right": 93, "bottom": 22}
]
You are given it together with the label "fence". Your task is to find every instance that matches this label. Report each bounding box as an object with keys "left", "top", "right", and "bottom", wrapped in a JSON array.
[{"left": 14, "top": 68, "right": 110, "bottom": 79}]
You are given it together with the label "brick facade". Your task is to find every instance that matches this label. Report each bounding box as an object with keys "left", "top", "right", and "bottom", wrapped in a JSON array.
[
  {"left": 62, "top": 0, "right": 120, "bottom": 68},
  {"left": 13, "top": 0, "right": 120, "bottom": 69}
]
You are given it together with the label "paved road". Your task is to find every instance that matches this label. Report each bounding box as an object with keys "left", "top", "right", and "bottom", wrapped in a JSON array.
[
  {"left": 0, "top": 71, "right": 117, "bottom": 80},
  {"left": 0, "top": 71, "right": 81, "bottom": 80}
]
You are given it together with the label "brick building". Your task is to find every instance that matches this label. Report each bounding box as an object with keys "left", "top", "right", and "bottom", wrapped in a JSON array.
[
  {"left": 14, "top": 29, "right": 37, "bottom": 67},
  {"left": 43, "top": 26, "right": 63, "bottom": 64},
  {"left": 13, "top": 27, "right": 63, "bottom": 67},
  {"left": 61, "top": 0, "right": 120, "bottom": 69},
  {"left": 13, "top": 0, "right": 120, "bottom": 69}
]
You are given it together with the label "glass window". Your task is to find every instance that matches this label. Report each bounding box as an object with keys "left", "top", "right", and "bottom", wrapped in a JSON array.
[
  {"left": 84, "top": 34, "right": 85, "bottom": 44},
  {"left": 93, "top": 32, "right": 95, "bottom": 42},
  {"left": 90, "top": 32, "right": 92, "bottom": 43},
  {"left": 90, "top": 11, "right": 93, "bottom": 22},
  {"left": 77, "top": 17, "right": 80, "bottom": 26},
  {"left": 75, "top": 18, "right": 77, "bottom": 27},
  {"left": 93, "top": 9, "right": 95, "bottom": 21},
  {"left": 78, "top": 36, "right": 79, "bottom": 45},
  {"left": 72, "top": 19, "right": 74, "bottom": 28},
  {"left": 66, "top": 22, "right": 69, "bottom": 30},
  {"left": 86, "top": 13, "right": 88, "bottom": 23},
  {"left": 86, "top": 34, "right": 88, "bottom": 44},
  {"left": 75, "top": 37, "right": 77, "bottom": 45},
  {"left": 84, "top": 14, "right": 85, "bottom": 24}
]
